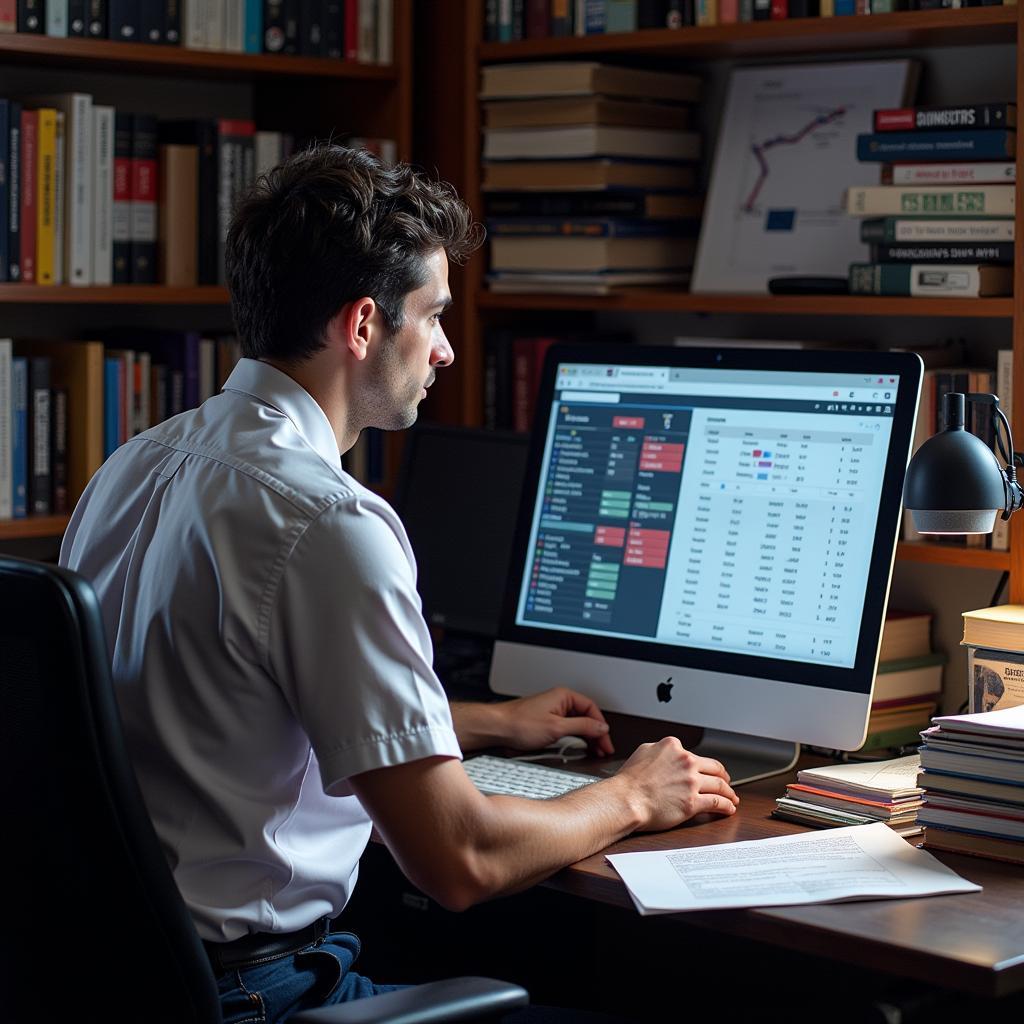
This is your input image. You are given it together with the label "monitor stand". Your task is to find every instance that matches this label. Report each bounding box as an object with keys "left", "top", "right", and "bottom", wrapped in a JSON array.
[{"left": 595, "top": 713, "right": 799, "bottom": 787}]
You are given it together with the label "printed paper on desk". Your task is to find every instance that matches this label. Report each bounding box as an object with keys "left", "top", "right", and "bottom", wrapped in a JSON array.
[{"left": 606, "top": 822, "right": 980, "bottom": 915}]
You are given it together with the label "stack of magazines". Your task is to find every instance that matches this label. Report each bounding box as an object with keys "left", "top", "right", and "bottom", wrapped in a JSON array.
[
  {"left": 773, "top": 755, "right": 925, "bottom": 839},
  {"left": 919, "top": 705, "right": 1024, "bottom": 864}
]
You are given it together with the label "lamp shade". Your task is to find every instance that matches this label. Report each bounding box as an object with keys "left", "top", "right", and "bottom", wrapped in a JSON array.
[{"left": 904, "top": 426, "right": 1006, "bottom": 534}]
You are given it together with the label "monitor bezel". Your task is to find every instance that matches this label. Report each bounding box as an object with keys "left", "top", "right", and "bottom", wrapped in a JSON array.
[{"left": 496, "top": 343, "right": 924, "bottom": 698}]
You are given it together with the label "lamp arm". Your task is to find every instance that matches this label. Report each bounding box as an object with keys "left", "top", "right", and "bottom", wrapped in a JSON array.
[{"left": 964, "top": 392, "right": 1024, "bottom": 520}]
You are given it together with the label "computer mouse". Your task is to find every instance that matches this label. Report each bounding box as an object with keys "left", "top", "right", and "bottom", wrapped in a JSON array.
[{"left": 552, "top": 735, "right": 588, "bottom": 756}]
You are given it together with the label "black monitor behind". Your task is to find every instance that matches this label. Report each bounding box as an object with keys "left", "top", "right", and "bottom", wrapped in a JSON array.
[{"left": 393, "top": 425, "right": 529, "bottom": 698}]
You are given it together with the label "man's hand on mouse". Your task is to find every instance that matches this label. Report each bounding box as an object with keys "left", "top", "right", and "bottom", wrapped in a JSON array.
[{"left": 450, "top": 687, "right": 614, "bottom": 757}]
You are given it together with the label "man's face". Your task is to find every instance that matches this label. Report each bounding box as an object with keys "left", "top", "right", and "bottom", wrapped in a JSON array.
[
  {"left": 983, "top": 685, "right": 1001, "bottom": 713},
  {"left": 361, "top": 249, "right": 453, "bottom": 431}
]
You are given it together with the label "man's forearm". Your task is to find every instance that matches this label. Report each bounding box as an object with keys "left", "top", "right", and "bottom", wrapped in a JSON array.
[{"left": 449, "top": 700, "right": 507, "bottom": 752}]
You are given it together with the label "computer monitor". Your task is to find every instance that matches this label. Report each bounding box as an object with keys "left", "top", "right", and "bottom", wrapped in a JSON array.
[
  {"left": 394, "top": 425, "right": 529, "bottom": 638},
  {"left": 490, "top": 345, "right": 923, "bottom": 784}
]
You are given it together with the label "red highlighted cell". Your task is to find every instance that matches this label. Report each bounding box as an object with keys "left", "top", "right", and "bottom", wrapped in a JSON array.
[
  {"left": 639, "top": 459, "right": 683, "bottom": 473},
  {"left": 613, "top": 416, "right": 645, "bottom": 429},
  {"left": 594, "top": 526, "right": 626, "bottom": 547},
  {"left": 624, "top": 555, "right": 667, "bottom": 569}
]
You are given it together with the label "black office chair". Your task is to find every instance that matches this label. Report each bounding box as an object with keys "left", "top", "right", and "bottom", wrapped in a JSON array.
[{"left": 0, "top": 556, "right": 526, "bottom": 1024}]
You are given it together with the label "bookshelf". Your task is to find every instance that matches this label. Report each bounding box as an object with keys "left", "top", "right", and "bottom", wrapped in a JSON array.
[
  {"left": 0, "top": 0, "right": 413, "bottom": 544},
  {"left": 418, "top": 2, "right": 1024, "bottom": 592}
]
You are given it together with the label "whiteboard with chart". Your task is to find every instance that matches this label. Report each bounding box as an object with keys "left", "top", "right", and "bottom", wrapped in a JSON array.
[{"left": 691, "top": 60, "right": 919, "bottom": 294}]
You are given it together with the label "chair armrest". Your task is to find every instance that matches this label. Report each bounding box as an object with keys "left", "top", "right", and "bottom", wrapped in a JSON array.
[{"left": 290, "top": 976, "right": 528, "bottom": 1024}]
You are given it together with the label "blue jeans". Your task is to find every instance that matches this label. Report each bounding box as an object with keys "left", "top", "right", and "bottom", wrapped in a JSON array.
[{"left": 216, "top": 930, "right": 405, "bottom": 1024}]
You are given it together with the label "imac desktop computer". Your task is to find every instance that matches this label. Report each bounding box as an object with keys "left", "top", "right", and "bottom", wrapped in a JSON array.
[{"left": 489, "top": 345, "right": 923, "bottom": 784}]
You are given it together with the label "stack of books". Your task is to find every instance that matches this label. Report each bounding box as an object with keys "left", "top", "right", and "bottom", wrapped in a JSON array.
[
  {"left": 860, "top": 608, "right": 944, "bottom": 751},
  {"left": 7, "top": 0, "right": 395, "bottom": 63},
  {"left": 480, "top": 61, "right": 703, "bottom": 295},
  {"left": 961, "top": 605, "right": 1024, "bottom": 714},
  {"left": 919, "top": 704, "right": 1024, "bottom": 865},
  {"left": 845, "top": 101, "right": 1015, "bottom": 297},
  {"left": 773, "top": 755, "right": 925, "bottom": 838}
]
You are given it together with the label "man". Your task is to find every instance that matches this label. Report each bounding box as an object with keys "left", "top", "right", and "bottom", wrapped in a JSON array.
[{"left": 60, "top": 146, "right": 738, "bottom": 1023}]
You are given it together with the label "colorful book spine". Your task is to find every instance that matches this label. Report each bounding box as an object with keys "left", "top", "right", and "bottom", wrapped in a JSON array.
[
  {"left": 130, "top": 113, "right": 159, "bottom": 284},
  {"left": 847, "top": 185, "right": 1014, "bottom": 217},
  {"left": 0, "top": 0, "right": 16, "bottom": 29},
  {"left": 848, "top": 262, "right": 1012, "bottom": 297},
  {"left": 103, "top": 356, "right": 121, "bottom": 458},
  {"left": 244, "top": 0, "right": 261, "bottom": 50},
  {"left": 36, "top": 107, "right": 58, "bottom": 287},
  {"left": 860, "top": 217, "right": 1015, "bottom": 243},
  {"left": 486, "top": 218, "right": 695, "bottom": 237},
  {"left": 19, "top": 109, "right": 36, "bottom": 284},
  {"left": 874, "top": 103, "right": 1015, "bottom": 133},
  {"left": 112, "top": 112, "right": 132, "bottom": 284},
  {"left": 872, "top": 242, "right": 1014, "bottom": 264},
  {"left": 885, "top": 161, "right": 1015, "bottom": 186},
  {"left": 857, "top": 129, "right": 1016, "bottom": 162}
]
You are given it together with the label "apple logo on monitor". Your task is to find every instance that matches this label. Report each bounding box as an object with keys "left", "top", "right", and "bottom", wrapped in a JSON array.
[{"left": 656, "top": 677, "right": 674, "bottom": 703}]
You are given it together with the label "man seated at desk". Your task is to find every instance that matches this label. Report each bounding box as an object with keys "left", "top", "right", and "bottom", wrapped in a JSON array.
[{"left": 59, "top": 146, "right": 738, "bottom": 1024}]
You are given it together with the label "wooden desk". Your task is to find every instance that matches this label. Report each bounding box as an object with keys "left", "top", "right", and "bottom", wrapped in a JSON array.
[{"left": 545, "top": 764, "right": 1024, "bottom": 999}]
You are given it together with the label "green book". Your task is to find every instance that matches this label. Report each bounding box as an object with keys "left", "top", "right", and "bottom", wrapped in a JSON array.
[{"left": 848, "top": 262, "right": 1013, "bottom": 297}]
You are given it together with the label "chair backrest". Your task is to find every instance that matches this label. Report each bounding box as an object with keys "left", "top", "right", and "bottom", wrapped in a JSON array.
[{"left": 0, "top": 556, "right": 222, "bottom": 1024}]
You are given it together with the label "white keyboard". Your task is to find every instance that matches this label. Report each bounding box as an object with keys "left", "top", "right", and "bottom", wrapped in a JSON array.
[{"left": 463, "top": 755, "right": 597, "bottom": 799}]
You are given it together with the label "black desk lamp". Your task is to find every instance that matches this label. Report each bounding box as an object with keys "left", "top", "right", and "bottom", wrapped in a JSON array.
[{"left": 904, "top": 392, "right": 1024, "bottom": 534}]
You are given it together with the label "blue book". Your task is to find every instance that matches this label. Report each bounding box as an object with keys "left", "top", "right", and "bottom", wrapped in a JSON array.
[
  {"left": 834, "top": 0, "right": 855, "bottom": 12},
  {"left": 585, "top": 0, "right": 606, "bottom": 32},
  {"left": 857, "top": 129, "right": 1016, "bottom": 163},
  {"left": 0, "top": 101, "right": 9, "bottom": 283},
  {"left": 244, "top": 0, "right": 262, "bottom": 52},
  {"left": 486, "top": 217, "right": 698, "bottom": 238},
  {"left": 104, "top": 356, "right": 121, "bottom": 459},
  {"left": 11, "top": 357, "right": 27, "bottom": 518}
]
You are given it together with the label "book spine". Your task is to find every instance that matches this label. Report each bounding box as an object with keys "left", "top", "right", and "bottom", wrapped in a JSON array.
[
  {"left": 323, "top": 0, "right": 341, "bottom": 54},
  {"left": 263, "top": 0, "right": 285, "bottom": 49},
  {"left": 770, "top": 0, "right": 787, "bottom": 15},
  {"left": 0, "top": 0, "right": 17, "bottom": 29},
  {"left": 36, "top": 108, "right": 57, "bottom": 287},
  {"left": 888, "top": 161, "right": 1016, "bottom": 185},
  {"left": 524, "top": 0, "right": 546, "bottom": 35},
  {"left": 860, "top": 217, "right": 1015, "bottom": 243},
  {"left": 103, "top": 356, "right": 119, "bottom": 458},
  {"left": 206, "top": 0, "right": 226, "bottom": 48},
  {"left": 849, "top": 262, "right": 1000, "bottom": 297},
  {"left": 298, "top": 0, "right": 322, "bottom": 53},
  {"left": 11, "top": 357, "right": 27, "bottom": 518},
  {"left": 8, "top": 102, "right": 20, "bottom": 283},
  {"left": 88, "top": 0, "right": 107, "bottom": 35},
  {"left": 992, "top": 349, "right": 1014, "bottom": 551},
  {"left": 719, "top": 0, "right": 739, "bottom": 18},
  {"left": 47, "top": 0, "right": 69, "bottom": 34},
  {"left": 0, "top": 102, "right": 8, "bottom": 283},
  {"left": 18, "top": 0, "right": 44, "bottom": 31},
  {"left": 484, "top": 0, "right": 498, "bottom": 40},
  {"left": 376, "top": 0, "right": 391, "bottom": 62},
  {"left": 112, "top": 112, "right": 132, "bottom": 284},
  {"left": 857, "top": 130, "right": 1016, "bottom": 162},
  {"left": 550, "top": 0, "right": 572, "bottom": 33},
  {"left": 28, "top": 357, "right": 51, "bottom": 515},
  {"left": 356, "top": 0, "right": 373, "bottom": 59},
  {"left": 874, "top": 103, "right": 1015, "bottom": 133},
  {"left": 92, "top": 105, "right": 114, "bottom": 286},
  {"left": 485, "top": 191, "right": 650, "bottom": 217},
  {"left": 19, "top": 109, "right": 36, "bottom": 284},
  {"left": 487, "top": 217, "right": 689, "bottom": 237},
  {"left": 165, "top": 0, "right": 181, "bottom": 41},
  {"left": 343, "top": 0, "right": 357, "bottom": 56},
  {"left": 68, "top": 0, "right": 86, "bottom": 31},
  {"left": 139, "top": 0, "right": 162, "bottom": 39},
  {"left": 52, "top": 110, "right": 64, "bottom": 286},
  {"left": 224, "top": 0, "right": 244, "bottom": 48},
  {"left": 753, "top": 0, "right": 771, "bottom": 16},
  {"left": 52, "top": 387, "right": 68, "bottom": 514},
  {"left": 243, "top": 0, "right": 261, "bottom": 50},
  {"left": 0, "top": 341, "right": 9, "bottom": 520},
  {"left": 847, "top": 185, "right": 1014, "bottom": 217},
  {"left": 130, "top": 113, "right": 158, "bottom": 284},
  {"left": 66, "top": 93, "right": 93, "bottom": 286},
  {"left": 873, "top": 242, "right": 1014, "bottom": 263},
  {"left": 109, "top": 0, "right": 140, "bottom": 38},
  {"left": 696, "top": 0, "right": 717, "bottom": 22},
  {"left": 281, "top": 0, "right": 298, "bottom": 51}
]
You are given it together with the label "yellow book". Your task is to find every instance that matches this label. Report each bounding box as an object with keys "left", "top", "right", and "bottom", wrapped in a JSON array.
[
  {"left": 820, "top": 0, "right": 835, "bottom": 14},
  {"left": 962, "top": 605, "right": 1024, "bottom": 654},
  {"left": 35, "top": 107, "right": 58, "bottom": 287},
  {"left": 697, "top": 0, "right": 718, "bottom": 25}
]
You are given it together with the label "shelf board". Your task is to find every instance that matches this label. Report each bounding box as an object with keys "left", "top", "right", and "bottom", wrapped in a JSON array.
[
  {"left": 895, "top": 542, "right": 1010, "bottom": 570},
  {"left": 0, "top": 515, "right": 71, "bottom": 541},
  {"left": 0, "top": 284, "right": 230, "bottom": 304},
  {"left": 477, "top": 289, "right": 1015, "bottom": 317},
  {"left": 479, "top": 7, "right": 1017, "bottom": 62},
  {"left": 0, "top": 35, "right": 398, "bottom": 81}
]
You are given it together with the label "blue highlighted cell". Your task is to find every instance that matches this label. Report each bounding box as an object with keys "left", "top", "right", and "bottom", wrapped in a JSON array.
[{"left": 765, "top": 210, "right": 796, "bottom": 231}]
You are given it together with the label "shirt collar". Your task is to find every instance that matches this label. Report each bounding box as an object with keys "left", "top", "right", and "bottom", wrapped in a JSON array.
[{"left": 222, "top": 358, "right": 342, "bottom": 468}]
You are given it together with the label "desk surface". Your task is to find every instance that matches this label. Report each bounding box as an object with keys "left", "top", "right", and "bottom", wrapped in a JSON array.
[{"left": 546, "top": 761, "right": 1024, "bottom": 999}]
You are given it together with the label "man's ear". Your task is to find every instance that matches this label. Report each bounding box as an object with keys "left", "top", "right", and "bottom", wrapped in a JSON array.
[{"left": 327, "top": 297, "right": 377, "bottom": 361}]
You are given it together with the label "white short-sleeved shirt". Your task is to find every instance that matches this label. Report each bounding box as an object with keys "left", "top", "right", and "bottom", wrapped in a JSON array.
[{"left": 59, "top": 358, "right": 462, "bottom": 941}]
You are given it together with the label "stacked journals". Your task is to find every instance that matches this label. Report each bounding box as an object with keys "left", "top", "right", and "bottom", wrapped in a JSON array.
[
  {"left": 846, "top": 101, "right": 1015, "bottom": 298},
  {"left": 480, "top": 62, "right": 702, "bottom": 295},
  {"left": 5, "top": 0, "right": 395, "bottom": 63},
  {"left": 961, "top": 604, "right": 1024, "bottom": 714},
  {"left": 919, "top": 704, "right": 1024, "bottom": 865},
  {"left": 860, "top": 608, "right": 944, "bottom": 751},
  {"left": 773, "top": 755, "right": 924, "bottom": 838}
]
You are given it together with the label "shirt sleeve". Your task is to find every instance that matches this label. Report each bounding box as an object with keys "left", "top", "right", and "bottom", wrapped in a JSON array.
[{"left": 265, "top": 494, "right": 462, "bottom": 796}]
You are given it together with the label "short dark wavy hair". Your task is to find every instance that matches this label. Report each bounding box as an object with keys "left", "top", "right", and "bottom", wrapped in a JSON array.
[{"left": 226, "top": 145, "right": 482, "bottom": 362}]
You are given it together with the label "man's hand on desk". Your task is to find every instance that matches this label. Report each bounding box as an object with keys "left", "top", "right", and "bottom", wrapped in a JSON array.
[
  {"left": 616, "top": 738, "right": 740, "bottom": 831},
  {"left": 449, "top": 687, "right": 615, "bottom": 757}
]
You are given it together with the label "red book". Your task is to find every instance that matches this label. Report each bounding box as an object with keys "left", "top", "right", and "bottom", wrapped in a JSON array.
[
  {"left": 344, "top": 0, "right": 358, "bottom": 59},
  {"left": 525, "top": 0, "right": 548, "bottom": 37},
  {"left": 0, "top": 0, "right": 15, "bottom": 31},
  {"left": 512, "top": 336, "right": 558, "bottom": 433},
  {"left": 875, "top": 108, "right": 917, "bottom": 133},
  {"left": 770, "top": 0, "right": 788, "bottom": 17},
  {"left": 19, "top": 109, "right": 36, "bottom": 284}
]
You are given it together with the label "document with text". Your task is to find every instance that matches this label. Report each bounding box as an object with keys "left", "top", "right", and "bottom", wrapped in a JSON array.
[{"left": 606, "top": 822, "right": 981, "bottom": 915}]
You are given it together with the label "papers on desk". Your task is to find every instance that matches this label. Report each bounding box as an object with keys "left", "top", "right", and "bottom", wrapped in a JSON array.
[{"left": 606, "top": 822, "right": 980, "bottom": 915}]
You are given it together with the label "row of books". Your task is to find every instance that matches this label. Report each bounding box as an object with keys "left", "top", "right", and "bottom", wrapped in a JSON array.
[
  {"left": 902, "top": 350, "right": 1012, "bottom": 549},
  {"left": 0, "top": 333, "right": 240, "bottom": 520},
  {"left": 481, "top": 62, "right": 703, "bottom": 295},
  {"left": 845, "top": 102, "right": 1015, "bottom": 297},
  {"left": 484, "top": 0, "right": 1018, "bottom": 41},
  {"left": 0, "top": 91, "right": 395, "bottom": 287},
  {"left": 7, "top": 0, "right": 394, "bottom": 62},
  {"left": 919, "top": 704, "right": 1024, "bottom": 866}
]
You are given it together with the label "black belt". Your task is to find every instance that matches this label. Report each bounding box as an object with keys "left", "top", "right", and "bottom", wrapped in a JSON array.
[{"left": 203, "top": 916, "right": 331, "bottom": 977}]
